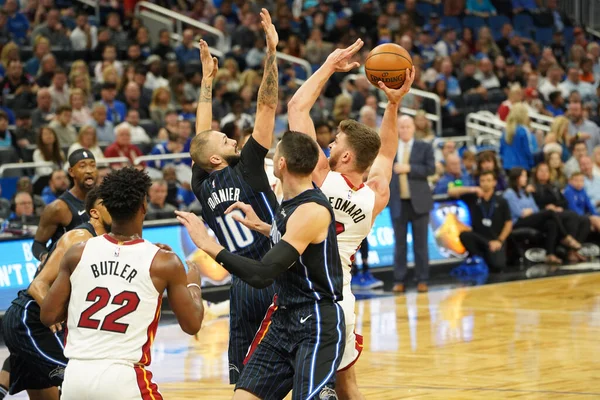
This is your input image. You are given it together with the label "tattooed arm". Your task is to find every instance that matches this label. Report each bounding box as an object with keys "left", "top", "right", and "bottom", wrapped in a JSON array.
[
  {"left": 252, "top": 9, "right": 279, "bottom": 150},
  {"left": 195, "top": 40, "right": 219, "bottom": 134}
]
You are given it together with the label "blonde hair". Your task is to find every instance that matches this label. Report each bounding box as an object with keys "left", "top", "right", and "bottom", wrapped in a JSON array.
[
  {"left": 505, "top": 103, "right": 530, "bottom": 144},
  {"left": 1, "top": 42, "right": 18, "bottom": 68},
  {"left": 549, "top": 116, "right": 569, "bottom": 144},
  {"left": 150, "top": 87, "right": 171, "bottom": 108},
  {"left": 69, "top": 88, "right": 85, "bottom": 109},
  {"left": 333, "top": 94, "right": 353, "bottom": 124},
  {"left": 70, "top": 71, "right": 92, "bottom": 99},
  {"left": 239, "top": 69, "right": 260, "bottom": 89},
  {"left": 102, "top": 65, "right": 121, "bottom": 87},
  {"left": 223, "top": 58, "right": 239, "bottom": 77},
  {"left": 78, "top": 125, "right": 98, "bottom": 147}
]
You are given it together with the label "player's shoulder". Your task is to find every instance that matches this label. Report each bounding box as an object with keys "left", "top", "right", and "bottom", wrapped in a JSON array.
[
  {"left": 365, "top": 175, "right": 389, "bottom": 197},
  {"left": 60, "top": 228, "right": 94, "bottom": 246}
]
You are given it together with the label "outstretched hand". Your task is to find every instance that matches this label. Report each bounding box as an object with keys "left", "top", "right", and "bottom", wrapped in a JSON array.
[
  {"left": 199, "top": 39, "right": 218, "bottom": 80},
  {"left": 225, "top": 202, "right": 263, "bottom": 232},
  {"left": 175, "top": 210, "right": 211, "bottom": 250},
  {"left": 377, "top": 66, "right": 415, "bottom": 104},
  {"left": 260, "top": 8, "right": 278, "bottom": 52},
  {"left": 324, "top": 39, "right": 364, "bottom": 72}
]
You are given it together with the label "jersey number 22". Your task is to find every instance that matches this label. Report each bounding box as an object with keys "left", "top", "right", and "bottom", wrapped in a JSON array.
[{"left": 77, "top": 287, "right": 140, "bottom": 334}]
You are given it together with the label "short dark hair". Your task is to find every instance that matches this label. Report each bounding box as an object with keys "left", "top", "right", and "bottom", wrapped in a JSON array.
[
  {"left": 339, "top": 119, "right": 381, "bottom": 172},
  {"left": 85, "top": 186, "right": 101, "bottom": 215},
  {"left": 314, "top": 120, "right": 332, "bottom": 132},
  {"left": 279, "top": 131, "right": 320, "bottom": 176},
  {"left": 97, "top": 167, "right": 152, "bottom": 222},
  {"left": 56, "top": 105, "right": 72, "bottom": 114},
  {"left": 572, "top": 139, "right": 587, "bottom": 152},
  {"left": 0, "top": 110, "right": 8, "bottom": 122},
  {"left": 549, "top": 90, "right": 562, "bottom": 103},
  {"left": 478, "top": 170, "right": 497, "bottom": 180}
]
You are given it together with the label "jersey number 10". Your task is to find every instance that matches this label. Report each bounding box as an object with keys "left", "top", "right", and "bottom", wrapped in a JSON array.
[{"left": 215, "top": 210, "right": 255, "bottom": 251}]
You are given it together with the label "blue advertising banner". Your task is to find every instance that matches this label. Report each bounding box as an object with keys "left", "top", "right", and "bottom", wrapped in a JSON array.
[{"left": 0, "top": 200, "right": 472, "bottom": 313}]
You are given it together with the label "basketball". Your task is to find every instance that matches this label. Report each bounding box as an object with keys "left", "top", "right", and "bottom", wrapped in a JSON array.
[{"left": 364, "top": 43, "right": 413, "bottom": 89}]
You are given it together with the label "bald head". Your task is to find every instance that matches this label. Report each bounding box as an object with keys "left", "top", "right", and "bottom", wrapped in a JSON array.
[
  {"left": 445, "top": 153, "right": 462, "bottom": 176},
  {"left": 359, "top": 106, "right": 376, "bottom": 128},
  {"left": 398, "top": 115, "right": 415, "bottom": 142},
  {"left": 580, "top": 155, "right": 593, "bottom": 176}
]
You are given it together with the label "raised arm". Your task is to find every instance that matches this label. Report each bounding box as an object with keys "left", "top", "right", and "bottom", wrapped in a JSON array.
[
  {"left": 287, "top": 40, "right": 363, "bottom": 185},
  {"left": 195, "top": 40, "right": 219, "bottom": 134},
  {"left": 367, "top": 68, "right": 415, "bottom": 217},
  {"left": 175, "top": 204, "right": 330, "bottom": 288},
  {"left": 251, "top": 9, "right": 279, "bottom": 150},
  {"left": 40, "top": 241, "right": 85, "bottom": 327}
]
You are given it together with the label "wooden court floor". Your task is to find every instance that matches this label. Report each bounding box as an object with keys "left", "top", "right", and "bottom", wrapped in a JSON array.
[{"left": 6, "top": 273, "right": 600, "bottom": 399}]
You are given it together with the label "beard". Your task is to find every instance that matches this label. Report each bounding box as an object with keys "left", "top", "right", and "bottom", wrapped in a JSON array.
[
  {"left": 224, "top": 154, "right": 241, "bottom": 167},
  {"left": 328, "top": 153, "right": 339, "bottom": 170}
]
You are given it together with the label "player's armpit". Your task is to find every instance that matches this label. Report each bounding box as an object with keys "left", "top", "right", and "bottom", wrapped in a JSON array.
[
  {"left": 29, "top": 230, "right": 92, "bottom": 306},
  {"left": 281, "top": 203, "right": 331, "bottom": 254},
  {"left": 40, "top": 241, "right": 85, "bottom": 327},
  {"left": 311, "top": 151, "right": 331, "bottom": 188},
  {"left": 366, "top": 178, "right": 391, "bottom": 224}
]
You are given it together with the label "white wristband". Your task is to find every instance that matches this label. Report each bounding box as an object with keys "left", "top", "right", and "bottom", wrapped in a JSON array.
[{"left": 187, "top": 283, "right": 201, "bottom": 291}]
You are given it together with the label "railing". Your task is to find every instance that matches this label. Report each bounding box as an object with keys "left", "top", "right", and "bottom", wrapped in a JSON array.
[
  {"left": 0, "top": 158, "right": 130, "bottom": 177},
  {"left": 134, "top": 152, "right": 191, "bottom": 166},
  {"left": 134, "top": 1, "right": 313, "bottom": 81},
  {"left": 466, "top": 111, "right": 552, "bottom": 141},
  {"left": 74, "top": 0, "right": 99, "bottom": 21},
  {"left": 379, "top": 88, "right": 442, "bottom": 136}
]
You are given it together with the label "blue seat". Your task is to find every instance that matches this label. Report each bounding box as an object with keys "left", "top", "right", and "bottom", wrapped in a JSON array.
[
  {"left": 441, "top": 16, "right": 462, "bottom": 32},
  {"left": 513, "top": 13, "right": 534, "bottom": 38},
  {"left": 416, "top": 2, "right": 434, "bottom": 19},
  {"left": 489, "top": 15, "right": 511, "bottom": 40},
  {"left": 563, "top": 26, "right": 574, "bottom": 49},
  {"left": 535, "top": 27, "right": 554, "bottom": 47},
  {"left": 462, "top": 16, "right": 486, "bottom": 37}
]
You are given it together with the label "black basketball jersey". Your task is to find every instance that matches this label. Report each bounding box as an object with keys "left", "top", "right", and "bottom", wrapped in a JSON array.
[
  {"left": 271, "top": 187, "right": 343, "bottom": 307},
  {"left": 50, "top": 190, "right": 88, "bottom": 246},
  {"left": 192, "top": 136, "right": 278, "bottom": 260}
]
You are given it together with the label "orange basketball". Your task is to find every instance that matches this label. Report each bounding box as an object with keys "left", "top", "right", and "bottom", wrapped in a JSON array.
[{"left": 364, "top": 43, "right": 413, "bottom": 89}]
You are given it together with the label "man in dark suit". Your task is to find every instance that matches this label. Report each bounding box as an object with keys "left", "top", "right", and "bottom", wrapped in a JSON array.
[{"left": 389, "top": 115, "right": 435, "bottom": 293}]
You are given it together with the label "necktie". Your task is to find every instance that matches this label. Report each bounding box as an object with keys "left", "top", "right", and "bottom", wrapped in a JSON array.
[{"left": 400, "top": 144, "right": 410, "bottom": 199}]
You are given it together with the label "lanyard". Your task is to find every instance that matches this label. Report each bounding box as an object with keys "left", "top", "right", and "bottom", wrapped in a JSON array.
[{"left": 478, "top": 196, "right": 496, "bottom": 220}]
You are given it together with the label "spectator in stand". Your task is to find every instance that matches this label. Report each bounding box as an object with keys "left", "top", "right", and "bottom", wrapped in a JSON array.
[
  {"left": 211, "top": 15, "right": 231, "bottom": 54},
  {"left": 157, "top": 109, "right": 179, "bottom": 141},
  {"left": 460, "top": 60, "right": 486, "bottom": 96},
  {"left": 9, "top": 192, "right": 36, "bottom": 222},
  {"left": 126, "top": 43, "right": 144, "bottom": 66},
  {"left": 559, "top": 65, "right": 595, "bottom": 103},
  {"left": 504, "top": 167, "right": 580, "bottom": 264},
  {"left": 99, "top": 82, "right": 126, "bottom": 124},
  {"left": 24, "top": 36, "right": 50, "bottom": 76},
  {"left": 175, "top": 29, "right": 200, "bottom": 66},
  {"left": 512, "top": 0, "right": 539, "bottom": 13},
  {"left": 305, "top": 28, "right": 334, "bottom": 66},
  {"left": 544, "top": 116, "right": 571, "bottom": 161},
  {"left": 474, "top": 57, "right": 501, "bottom": 90},
  {"left": 465, "top": 0, "right": 497, "bottom": 17},
  {"left": 500, "top": 58, "right": 526, "bottom": 90},
  {"left": 414, "top": 110, "right": 435, "bottom": 142},
  {"left": 0, "top": 187, "right": 11, "bottom": 217},
  {"left": 580, "top": 58, "right": 595, "bottom": 84},
  {"left": 4, "top": 0, "right": 28, "bottom": 42},
  {"left": 580, "top": 156, "right": 600, "bottom": 210},
  {"left": 417, "top": 28, "right": 436, "bottom": 68},
  {"left": 179, "top": 97, "right": 196, "bottom": 123},
  {"left": 36, "top": 53, "right": 57, "bottom": 88},
  {"left": 70, "top": 11, "right": 97, "bottom": 51},
  {"left": 119, "top": 81, "right": 149, "bottom": 119},
  {"left": 31, "top": 87, "right": 54, "bottom": 129},
  {"left": 163, "top": 165, "right": 195, "bottom": 209},
  {"left": 435, "top": 27, "right": 459, "bottom": 58},
  {"left": 539, "top": 64, "right": 563, "bottom": 102},
  {"left": 103, "top": 124, "right": 143, "bottom": 168},
  {"left": 116, "top": 109, "right": 150, "bottom": 144},
  {"left": 148, "top": 130, "right": 184, "bottom": 170},
  {"left": 2, "top": 59, "right": 33, "bottom": 95},
  {"left": 31, "top": 9, "right": 71, "bottom": 49},
  {"left": 568, "top": 102, "right": 600, "bottom": 155},
  {"left": 545, "top": 150, "right": 568, "bottom": 188},
  {"left": 220, "top": 96, "right": 254, "bottom": 131},
  {"left": 564, "top": 140, "right": 588, "bottom": 178},
  {"left": 0, "top": 110, "right": 12, "bottom": 148},
  {"left": 497, "top": 84, "right": 522, "bottom": 121},
  {"left": 70, "top": 72, "right": 93, "bottom": 107},
  {"left": 105, "top": 12, "right": 128, "bottom": 49},
  {"left": 33, "top": 126, "right": 65, "bottom": 177},
  {"left": 149, "top": 86, "right": 172, "bottom": 128},
  {"left": 13, "top": 110, "right": 34, "bottom": 153},
  {"left": 90, "top": 103, "right": 114, "bottom": 143},
  {"left": 67, "top": 125, "right": 103, "bottom": 161},
  {"left": 438, "top": 58, "right": 461, "bottom": 97},
  {"left": 48, "top": 105, "right": 76, "bottom": 147},
  {"left": 477, "top": 151, "right": 508, "bottom": 191},
  {"left": 500, "top": 103, "right": 537, "bottom": 171},
  {"left": 563, "top": 172, "right": 598, "bottom": 221},
  {"left": 146, "top": 180, "right": 176, "bottom": 220},
  {"left": 136, "top": 26, "right": 152, "bottom": 58},
  {"left": 0, "top": 10, "right": 11, "bottom": 47},
  {"left": 153, "top": 29, "right": 176, "bottom": 61},
  {"left": 433, "top": 153, "right": 475, "bottom": 195},
  {"left": 69, "top": 88, "right": 92, "bottom": 126},
  {"left": 313, "top": 120, "right": 333, "bottom": 158},
  {"left": 41, "top": 169, "right": 69, "bottom": 204},
  {"left": 94, "top": 45, "right": 123, "bottom": 84},
  {"left": 48, "top": 68, "right": 70, "bottom": 109},
  {"left": 546, "top": 91, "right": 565, "bottom": 117},
  {"left": 232, "top": 12, "right": 258, "bottom": 51},
  {"left": 594, "top": 146, "right": 600, "bottom": 176},
  {"left": 145, "top": 55, "right": 169, "bottom": 91},
  {"left": 463, "top": 150, "right": 476, "bottom": 176}
]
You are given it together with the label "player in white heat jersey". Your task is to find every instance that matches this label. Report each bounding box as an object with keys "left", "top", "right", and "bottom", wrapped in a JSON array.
[
  {"left": 41, "top": 168, "right": 204, "bottom": 400},
  {"left": 288, "top": 41, "right": 414, "bottom": 399}
]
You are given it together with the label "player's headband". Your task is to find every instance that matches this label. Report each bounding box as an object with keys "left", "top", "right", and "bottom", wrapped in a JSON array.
[{"left": 68, "top": 149, "right": 95, "bottom": 167}]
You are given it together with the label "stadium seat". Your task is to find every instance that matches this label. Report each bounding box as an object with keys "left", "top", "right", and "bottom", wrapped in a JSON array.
[
  {"left": 139, "top": 119, "right": 159, "bottom": 138},
  {"left": 19, "top": 46, "right": 33, "bottom": 62},
  {"left": 463, "top": 93, "right": 484, "bottom": 106},
  {"left": 0, "top": 177, "right": 19, "bottom": 200},
  {"left": 535, "top": 27, "right": 553, "bottom": 47},
  {"left": 513, "top": 13, "right": 534, "bottom": 38},
  {"left": 441, "top": 16, "right": 462, "bottom": 32},
  {"left": 487, "top": 88, "right": 507, "bottom": 105},
  {"left": 462, "top": 16, "right": 486, "bottom": 37},
  {"left": 563, "top": 26, "right": 574, "bottom": 49},
  {"left": 489, "top": 15, "right": 511, "bottom": 40},
  {"left": 507, "top": 227, "right": 544, "bottom": 267},
  {"left": 416, "top": 2, "right": 434, "bottom": 19},
  {"left": 0, "top": 148, "right": 22, "bottom": 178}
]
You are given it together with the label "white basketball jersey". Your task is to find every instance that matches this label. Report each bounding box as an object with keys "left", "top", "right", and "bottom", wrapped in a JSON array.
[
  {"left": 321, "top": 171, "right": 375, "bottom": 285},
  {"left": 65, "top": 235, "right": 162, "bottom": 366}
]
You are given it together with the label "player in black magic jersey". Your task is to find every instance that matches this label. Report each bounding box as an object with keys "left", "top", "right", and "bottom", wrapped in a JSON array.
[
  {"left": 188, "top": 10, "right": 280, "bottom": 383},
  {"left": 177, "top": 131, "right": 345, "bottom": 400}
]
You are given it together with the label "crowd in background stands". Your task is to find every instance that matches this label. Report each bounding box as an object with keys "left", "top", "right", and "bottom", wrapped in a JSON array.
[{"left": 0, "top": 0, "right": 600, "bottom": 235}]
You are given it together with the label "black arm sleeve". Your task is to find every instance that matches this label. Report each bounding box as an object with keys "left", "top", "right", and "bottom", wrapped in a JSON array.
[
  {"left": 215, "top": 240, "right": 299, "bottom": 289},
  {"left": 32, "top": 240, "right": 49, "bottom": 261},
  {"left": 238, "top": 135, "right": 272, "bottom": 192}
]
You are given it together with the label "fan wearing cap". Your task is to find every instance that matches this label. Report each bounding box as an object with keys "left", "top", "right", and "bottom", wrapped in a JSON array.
[{"left": 32, "top": 149, "right": 97, "bottom": 262}]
